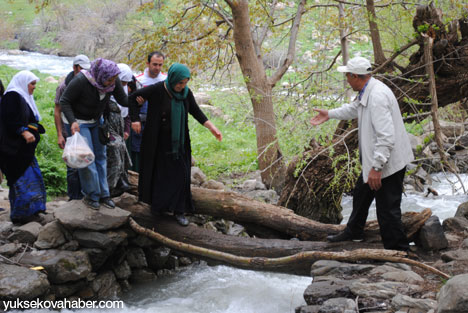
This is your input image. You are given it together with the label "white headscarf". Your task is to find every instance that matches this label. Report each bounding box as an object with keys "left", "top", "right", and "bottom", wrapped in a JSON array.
[
  {"left": 116, "top": 63, "right": 133, "bottom": 118},
  {"left": 5, "top": 70, "right": 41, "bottom": 121}
]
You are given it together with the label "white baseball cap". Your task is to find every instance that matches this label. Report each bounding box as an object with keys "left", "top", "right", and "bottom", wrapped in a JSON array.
[
  {"left": 337, "top": 56, "right": 372, "bottom": 75},
  {"left": 73, "top": 54, "right": 91, "bottom": 70}
]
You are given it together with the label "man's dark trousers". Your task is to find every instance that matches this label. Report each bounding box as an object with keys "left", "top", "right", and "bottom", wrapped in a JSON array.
[{"left": 345, "top": 167, "right": 409, "bottom": 251}]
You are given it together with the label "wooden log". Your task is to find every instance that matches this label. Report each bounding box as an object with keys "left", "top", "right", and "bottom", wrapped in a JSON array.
[
  {"left": 121, "top": 179, "right": 432, "bottom": 241},
  {"left": 129, "top": 217, "right": 450, "bottom": 279}
]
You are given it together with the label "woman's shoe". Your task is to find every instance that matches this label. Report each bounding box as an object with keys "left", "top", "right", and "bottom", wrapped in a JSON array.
[{"left": 174, "top": 214, "right": 189, "bottom": 226}]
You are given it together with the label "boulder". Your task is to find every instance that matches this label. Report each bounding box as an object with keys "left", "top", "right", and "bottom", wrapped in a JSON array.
[
  {"left": 191, "top": 167, "right": 207, "bottom": 186},
  {"left": 201, "top": 179, "right": 225, "bottom": 190},
  {"left": 91, "top": 271, "right": 121, "bottom": 300},
  {"left": 0, "top": 243, "right": 21, "bottom": 257},
  {"left": 54, "top": 200, "right": 130, "bottom": 231},
  {"left": 199, "top": 104, "right": 224, "bottom": 118},
  {"left": 391, "top": 294, "right": 437, "bottom": 311},
  {"left": 442, "top": 217, "right": 468, "bottom": 232},
  {"left": 303, "top": 279, "right": 353, "bottom": 305},
  {"left": 437, "top": 274, "right": 468, "bottom": 313},
  {"left": 18, "top": 250, "right": 91, "bottom": 284},
  {"left": 418, "top": 216, "right": 448, "bottom": 251},
  {"left": 455, "top": 202, "right": 468, "bottom": 220},
  {"left": 349, "top": 281, "right": 422, "bottom": 300},
  {"left": 8, "top": 222, "right": 42, "bottom": 244},
  {"left": 34, "top": 220, "right": 67, "bottom": 249},
  {"left": 0, "top": 264, "right": 50, "bottom": 300},
  {"left": 73, "top": 230, "right": 126, "bottom": 250}
]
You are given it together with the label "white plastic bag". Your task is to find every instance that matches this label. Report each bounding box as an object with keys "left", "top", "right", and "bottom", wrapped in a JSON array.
[{"left": 62, "top": 132, "right": 95, "bottom": 169}]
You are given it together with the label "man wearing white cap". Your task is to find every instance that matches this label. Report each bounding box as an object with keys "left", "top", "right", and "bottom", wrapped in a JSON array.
[
  {"left": 310, "top": 56, "right": 414, "bottom": 251},
  {"left": 53, "top": 54, "right": 91, "bottom": 200}
]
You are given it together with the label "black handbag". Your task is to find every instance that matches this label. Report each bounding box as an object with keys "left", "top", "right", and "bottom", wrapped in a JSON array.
[{"left": 98, "top": 123, "right": 110, "bottom": 145}]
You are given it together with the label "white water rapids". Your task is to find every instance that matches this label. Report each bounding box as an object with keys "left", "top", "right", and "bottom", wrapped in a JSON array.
[{"left": 1, "top": 50, "right": 467, "bottom": 313}]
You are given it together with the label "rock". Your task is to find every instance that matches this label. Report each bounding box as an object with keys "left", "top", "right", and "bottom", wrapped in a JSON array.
[
  {"left": 91, "top": 271, "right": 121, "bottom": 300},
  {"left": 44, "top": 76, "right": 58, "bottom": 84},
  {"left": 424, "top": 120, "right": 464, "bottom": 138},
  {"left": 391, "top": 294, "right": 437, "bottom": 311},
  {"left": 442, "top": 217, "right": 468, "bottom": 232},
  {"left": 382, "top": 271, "right": 424, "bottom": 284},
  {"left": 295, "top": 305, "right": 321, "bottom": 313},
  {"left": 0, "top": 221, "right": 13, "bottom": 235},
  {"left": 166, "top": 255, "right": 179, "bottom": 269},
  {"left": 126, "top": 247, "right": 148, "bottom": 268},
  {"left": 244, "top": 189, "right": 279, "bottom": 204},
  {"left": 455, "top": 202, "right": 468, "bottom": 220},
  {"left": 199, "top": 104, "right": 224, "bottom": 118},
  {"left": 145, "top": 246, "right": 171, "bottom": 270},
  {"left": 82, "top": 248, "right": 111, "bottom": 271},
  {"left": 112, "top": 260, "right": 132, "bottom": 280},
  {"left": 129, "top": 234, "right": 154, "bottom": 247},
  {"left": 318, "top": 298, "right": 356, "bottom": 313},
  {"left": 311, "top": 260, "right": 375, "bottom": 277},
  {"left": 303, "top": 279, "right": 353, "bottom": 305},
  {"left": 50, "top": 280, "right": 87, "bottom": 298},
  {"left": 191, "top": 167, "right": 207, "bottom": 186},
  {"left": 241, "top": 179, "right": 266, "bottom": 192},
  {"left": 441, "top": 249, "right": 468, "bottom": 262},
  {"left": 201, "top": 179, "right": 225, "bottom": 190},
  {"left": 0, "top": 242, "right": 22, "bottom": 257},
  {"left": 179, "top": 257, "right": 192, "bottom": 266},
  {"left": 0, "top": 264, "right": 50, "bottom": 299},
  {"left": 129, "top": 268, "right": 157, "bottom": 282},
  {"left": 418, "top": 216, "right": 448, "bottom": 251},
  {"left": 8, "top": 222, "right": 42, "bottom": 244},
  {"left": 349, "top": 281, "right": 422, "bottom": 300},
  {"left": 19, "top": 250, "right": 91, "bottom": 284},
  {"left": 437, "top": 273, "right": 468, "bottom": 313},
  {"left": 54, "top": 200, "right": 130, "bottom": 231},
  {"left": 462, "top": 238, "right": 468, "bottom": 249},
  {"left": 193, "top": 92, "right": 211, "bottom": 105},
  {"left": 34, "top": 220, "right": 67, "bottom": 249},
  {"left": 73, "top": 230, "right": 126, "bottom": 249}
]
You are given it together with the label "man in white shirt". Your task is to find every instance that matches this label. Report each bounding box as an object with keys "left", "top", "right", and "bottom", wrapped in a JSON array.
[
  {"left": 310, "top": 56, "right": 414, "bottom": 251},
  {"left": 130, "top": 52, "right": 167, "bottom": 171}
]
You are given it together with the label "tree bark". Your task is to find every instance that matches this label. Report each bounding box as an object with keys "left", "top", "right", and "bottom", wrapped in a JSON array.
[
  {"left": 117, "top": 189, "right": 431, "bottom": 242},
  {"left": 366, "top": 0, "right": 386, "bottom": 66},
  {"left": 226, "top": 0, "right": 285, "bottom": 190},
  {"left": 130, "top": 218, "right": 450, "bottom": 279}
]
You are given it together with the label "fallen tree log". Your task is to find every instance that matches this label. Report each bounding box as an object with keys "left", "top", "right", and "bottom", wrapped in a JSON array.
[
  {"left": 119, "top": 183, "right": 432, "bottom": 242},
  {"left": 129, "top": 217, "right": 450, "bottom": 279}
]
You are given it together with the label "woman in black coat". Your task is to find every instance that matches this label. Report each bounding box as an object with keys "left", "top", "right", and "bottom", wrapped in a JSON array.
[
  {"left": 129, "top": 63, "right": 222, "bottom": 226},
  {"left": 0, "top": 71, "right": 46, "bottom": 224}
]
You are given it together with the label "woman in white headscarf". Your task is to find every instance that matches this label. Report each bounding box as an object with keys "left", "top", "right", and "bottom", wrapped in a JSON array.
[
  {"left": 105, "top": 63, "right": 134, "bottom": 196},
  {"left": 0, "top": 70, "right": 46, "bottom": 224}
]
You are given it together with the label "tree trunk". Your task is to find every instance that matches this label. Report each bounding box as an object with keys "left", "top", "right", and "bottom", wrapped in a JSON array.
[
  {"left": 339, "top": 3, "right": 352, "bottom": 101},
  {"left": 227, "top": 0, "right": 285, "bottom": 190},
  {"left": 280, "top": 5, "right": 468, "bottom": 221},
  {"left": 366, "top": 0, "right": 386, "bottom": 66},
  {"left": 117, "top": 187, "right": 431, "bottom": 242}
]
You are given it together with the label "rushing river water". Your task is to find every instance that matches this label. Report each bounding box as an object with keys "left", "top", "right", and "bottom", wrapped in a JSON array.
[{"left": 1, "top": 50, "right": 468, "bottom": 313}]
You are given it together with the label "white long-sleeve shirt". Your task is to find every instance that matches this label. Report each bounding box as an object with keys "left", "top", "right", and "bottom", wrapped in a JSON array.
[{"left": 328, "top": 77, "right": 414, "bottom": 183}]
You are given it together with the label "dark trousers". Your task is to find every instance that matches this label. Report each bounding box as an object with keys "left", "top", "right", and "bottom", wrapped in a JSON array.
[
  {"left": 67, "top": 166, "right": 83, "bottom": 200},
  {"left": 345, "top": 167, "right": 409, "bottom": 251}
]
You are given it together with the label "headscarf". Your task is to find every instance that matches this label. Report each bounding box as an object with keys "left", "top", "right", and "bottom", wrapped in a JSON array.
[
  {"left": 116, "top": 63, "right": 133, "bottom": 118},
  {"left": 82, "top": 58, "right": 120, "bottom": 93},
  {"left": 164, "top": 63, "right": 190, "bottom": 159},
  {"left": 4, "top": 70, "right": 41, "bottom": 121}
]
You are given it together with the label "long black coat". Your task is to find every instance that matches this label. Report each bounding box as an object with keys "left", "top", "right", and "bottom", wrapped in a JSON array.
[
  {"left": 129, "top": 82, "right": 208, "bottom": 213},
  {"left": 0, "top": 91, "right": 43, "bottom": 186}
]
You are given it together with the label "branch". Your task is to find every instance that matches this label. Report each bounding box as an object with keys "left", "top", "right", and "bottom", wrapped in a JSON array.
[
  {"left": 129, "top": 218, "right": 450, "bottom": 279},
  {"left": 372, "top": 39, "right": 418, "bottom": 74},
  {"left": 206, "top": 2, "right": 234, "bottom": 29},
  {"left": 269, "top": 0, "right": 307, "bottom": 86}
]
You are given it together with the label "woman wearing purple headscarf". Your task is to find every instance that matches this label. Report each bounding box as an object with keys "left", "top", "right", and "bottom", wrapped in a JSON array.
[{"left": 60, "top": 58, "right": 130, "bottom": 209}]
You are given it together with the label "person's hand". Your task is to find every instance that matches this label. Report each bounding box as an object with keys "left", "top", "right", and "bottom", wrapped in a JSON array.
[
  {"left": 57, "top": 134, "right": 66, "bottom": 149},
  {"left": 367, "top": 168, "right": 382, "bottom": 191},
  {"left": 204, "top": 121, "right": 222, "bottom": 141},
  {"left": 71, "top": 122, "right": 80, "bottom": 135},
  {"left": 136, "top": 96, "right": 145, "bottom": 106},
  {"left": 22, "top": 130, "right": 35, "bottom": 144},
  {"left": 132, "top": 122, "right": 141, "bottom": 134},
  {"left": 124, "top": 132, "right": 130, "bottom": 140},
  {"left": 310, "top": 108, "right": 330, "bottom": 126}
]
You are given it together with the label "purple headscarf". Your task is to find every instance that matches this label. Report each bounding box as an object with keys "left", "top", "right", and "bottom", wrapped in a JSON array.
[{"left": 82, "top": 58, "right": 120, "bottom": 93}]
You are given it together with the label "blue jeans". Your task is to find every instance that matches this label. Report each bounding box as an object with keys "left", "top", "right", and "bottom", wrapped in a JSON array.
[{"left": 65, "top": 121, "right": 110, "bottom": 202}]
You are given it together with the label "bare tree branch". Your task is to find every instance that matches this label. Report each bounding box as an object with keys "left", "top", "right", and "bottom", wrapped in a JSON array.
[{"left": 269, "top": 0, "right": 306, "bottom": 86}]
